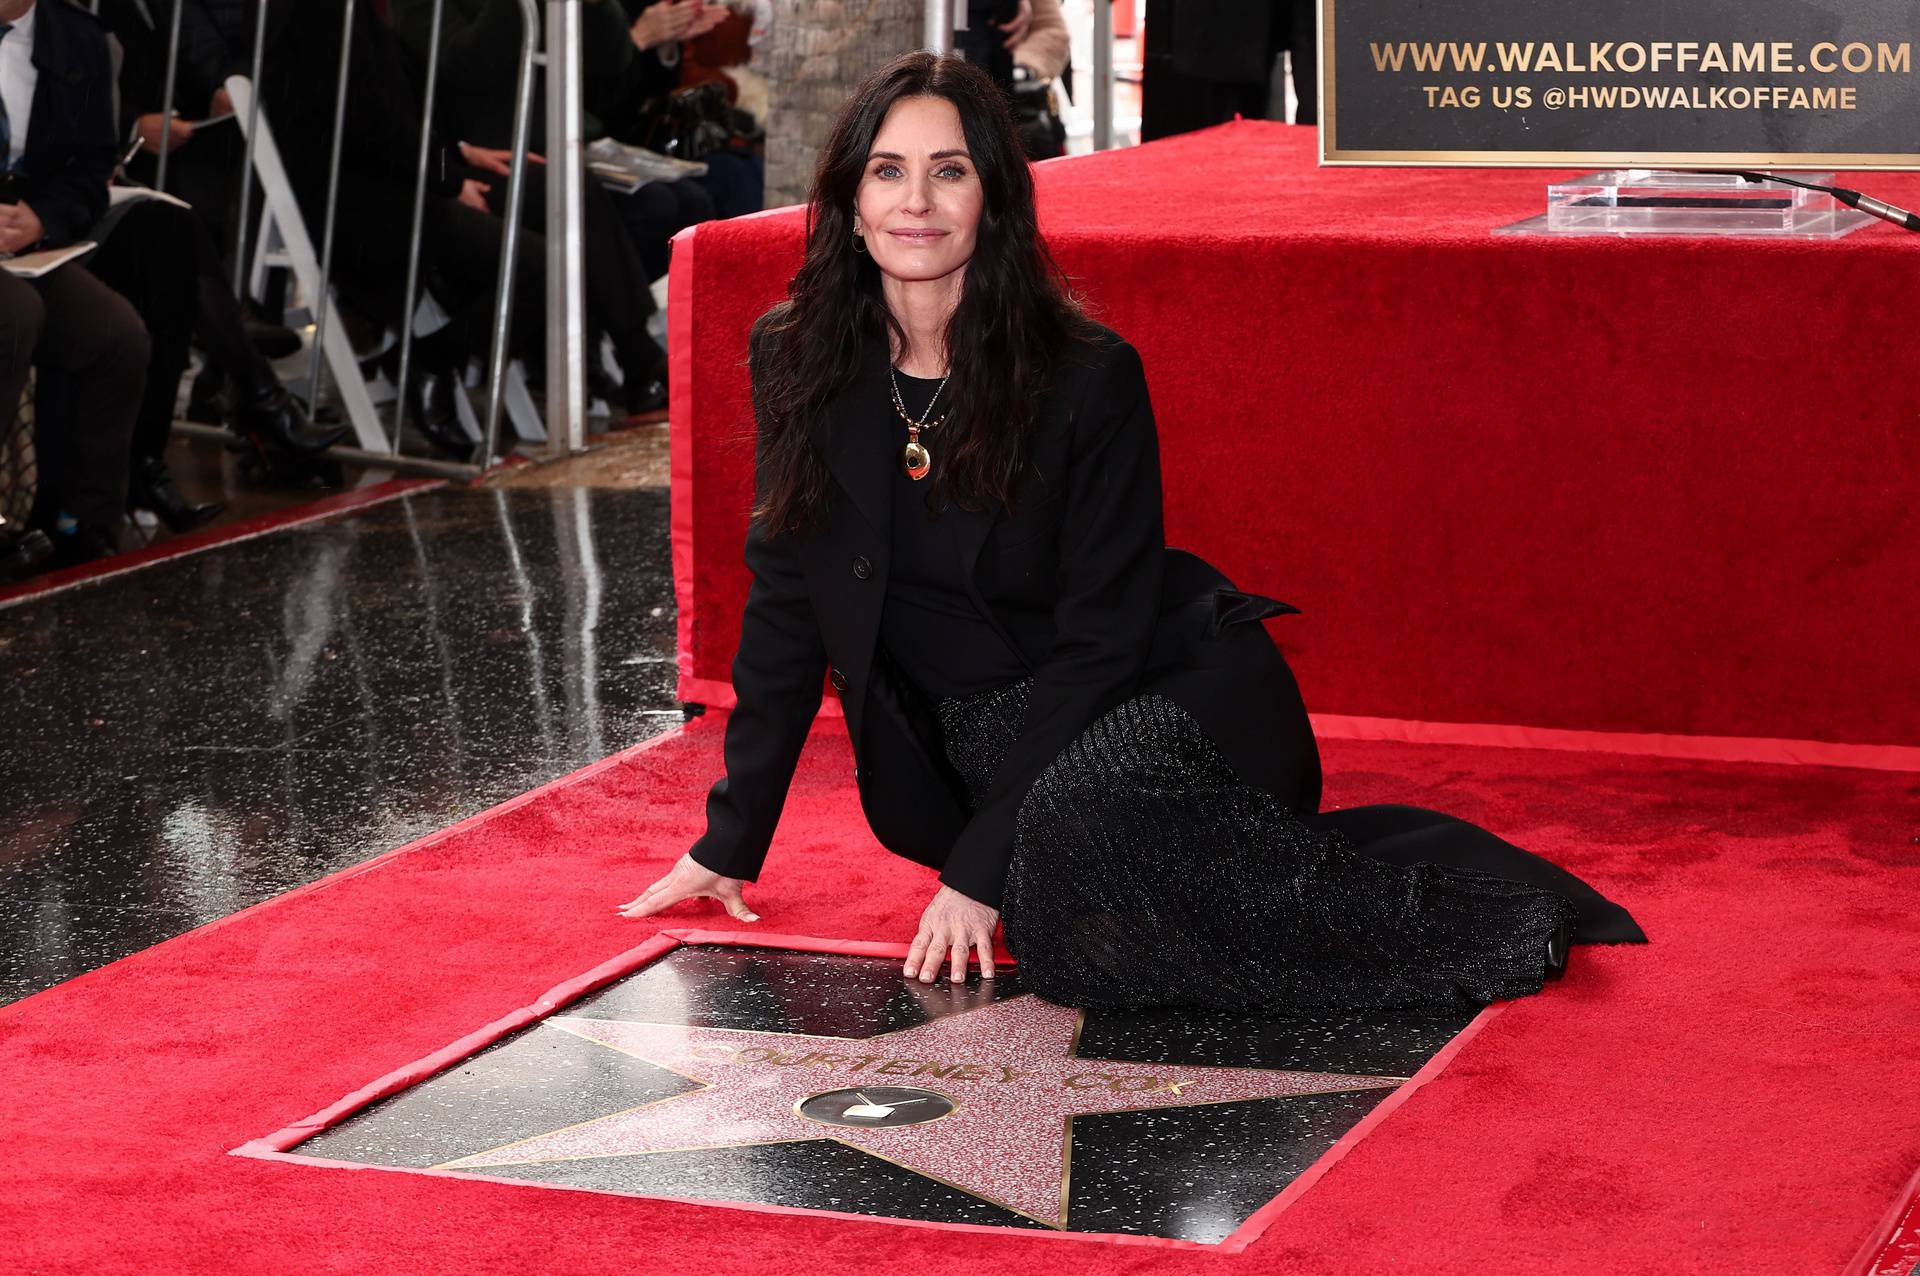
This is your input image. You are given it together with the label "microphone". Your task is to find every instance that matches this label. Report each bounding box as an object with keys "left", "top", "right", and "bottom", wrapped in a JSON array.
[{"left": 1718, "top": 170, "right": 1920, "bottom": 232}]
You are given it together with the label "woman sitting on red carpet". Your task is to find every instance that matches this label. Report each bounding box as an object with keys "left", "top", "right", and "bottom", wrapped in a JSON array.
[{"left": 619, "top": 52, "right": 1643, "bottom": 1012}]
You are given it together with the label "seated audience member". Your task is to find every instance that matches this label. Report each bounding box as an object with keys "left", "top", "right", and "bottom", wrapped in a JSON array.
[
  {"left": 86, "top": 195, "right": 351, "bottom": 530},
  {"left": 93, "top": 0, "right": 250, "bottom": 258},
  {"left": 388, "top": 0, "right": 670, "bottom": 413},
  {"left": 97, "top": 0, "right": 327, "bottom": 431},
  {"left": 264, "top": 1, "right": 663, "bottom": 452},
  {"left": 0, "top": 0, "right": 150, "bottom": 566},
  {"left": 674, "top": 0, "right": 769, "bottom": 215},
  {"left": 609, "top": 0, "right": 761, "bottom": 234},
  {"left": 970, "top": 0, "right": 1070, "bottom": 159},
  {"left": 394, "top": 0, "right": 737, "bottom": 276}
]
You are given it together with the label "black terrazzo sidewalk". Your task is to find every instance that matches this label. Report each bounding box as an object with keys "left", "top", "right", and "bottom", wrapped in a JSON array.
[{"left": 0, "top": 485, "right": 684, "bottom": 1006}]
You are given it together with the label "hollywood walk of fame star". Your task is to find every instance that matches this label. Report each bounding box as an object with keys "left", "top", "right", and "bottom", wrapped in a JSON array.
[{"left": 437, "top": 993, "right": 1403, "bottom": 1228}]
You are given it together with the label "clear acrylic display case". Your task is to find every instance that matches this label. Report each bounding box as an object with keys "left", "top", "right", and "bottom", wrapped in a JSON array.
[{"left": 1494, "top": 169, "right": 1873, "bottom": 239}]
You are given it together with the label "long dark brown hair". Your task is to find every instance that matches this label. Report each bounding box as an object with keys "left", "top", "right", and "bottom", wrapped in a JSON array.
[{"left": 749, "top": 51, "right": 1097, "bottom": 536}]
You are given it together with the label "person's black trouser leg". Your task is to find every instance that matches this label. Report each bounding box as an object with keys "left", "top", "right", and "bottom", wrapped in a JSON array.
[
  {"left": 613, "top": 177, "right": 714, "bottom": 281},
  {"left": 124, "top": 129, "right": 246, "bottom": 272},
  {"left": 424, "top": 199, "right": 548, "bottom": 370},
  {"left": 0, "top": 271, "right": 42, "bottom": 441},
  {"left": 26, "top": 265, "right": 150, "bottom": 530},
  {"left": 694, "top": 151, "right": 763, "bottom": 220},
  {"left": 86, "top": 201, "right": 201, "bottom": 463},
  {"left": 485, "top": 167, "right": 665, "bottom": 403}
]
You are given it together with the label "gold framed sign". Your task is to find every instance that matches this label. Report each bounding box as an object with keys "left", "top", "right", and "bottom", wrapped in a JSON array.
[{"left": 1318, "top": 0, "right": 1920, "bottom": 169}]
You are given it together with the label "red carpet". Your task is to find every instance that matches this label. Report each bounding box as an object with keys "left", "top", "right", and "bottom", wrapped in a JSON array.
[
  {"left": 668, "top": 121, "right": 1920, "bottom": 752},
  {"left": 2, "top": 714, "right": 1915, "bottom": 1272}
]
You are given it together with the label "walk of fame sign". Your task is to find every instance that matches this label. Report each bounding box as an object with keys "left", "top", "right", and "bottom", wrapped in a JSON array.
[{"left": 252, "top": 937, "right": 1485, "bottom": 1248}]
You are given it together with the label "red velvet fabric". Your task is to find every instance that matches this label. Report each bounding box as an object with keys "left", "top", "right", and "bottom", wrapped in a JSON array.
[
  {"left": 1, "top": 718, "right": 1916, "bottom": 1271},
  {"left": 668, "top": 121, "right": 1920, "bottom": 748}
]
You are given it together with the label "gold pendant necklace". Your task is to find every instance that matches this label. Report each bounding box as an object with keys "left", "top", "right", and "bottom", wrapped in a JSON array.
[{"left": 889, "top": 365, "right": 949, "bottom": 482}]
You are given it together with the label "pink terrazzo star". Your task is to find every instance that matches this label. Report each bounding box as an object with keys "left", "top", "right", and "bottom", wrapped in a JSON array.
[{"left": 439, "top": 993, "right": 1400, "bottom": 1227}]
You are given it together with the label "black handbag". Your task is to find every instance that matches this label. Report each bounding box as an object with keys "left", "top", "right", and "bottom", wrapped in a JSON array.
[{"left": 634, "top": 80, "right": 761, "bottom": 162}]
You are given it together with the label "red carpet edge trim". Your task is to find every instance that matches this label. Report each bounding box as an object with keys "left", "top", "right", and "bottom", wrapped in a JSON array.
[
  {"left": 1308, "top": 712, "right": 1920, "bottom": 772},
  {"left": 1844, "top": 1162, "right": 1920, "bottom": 1276},
  {"left": 232, "top": 926, "right": 1498, "bottom": 1254},
  {"left": 0, "top": 475, "right": 443, "bottom": 611},
  {"left": 675, "top": 675, "right": 1920, "bottom": 772},
  {"left": 667, "top": 225, "right": 702, "bottom": 703},
  {"left": 0, "top": 717, "right": 709, "bottom": 1023}
]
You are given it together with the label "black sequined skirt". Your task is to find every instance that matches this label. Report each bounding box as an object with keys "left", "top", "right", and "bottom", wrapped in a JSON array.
[{"left": 934, "top": 676, "right": 1578, "bottom": 1014}]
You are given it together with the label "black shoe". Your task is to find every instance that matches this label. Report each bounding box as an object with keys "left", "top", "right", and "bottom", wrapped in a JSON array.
[
  {"left": 128, "top": 455, "right": 225, "bottom": 533},
  {"left": 1543, "top": 920, "right": 1573, "bottom": 981},
  {"left": 0, "top": 524, "right": 54, "bottom": 582},
  {"left": 614, "top": 348, "right": 669, "bottom": 417},
  {"left": 234, "top": 383, "right": 350, "bottom": 455},
  {"left": 623, "top": 371, "right": 668, "bottom": 416},
  {"left": 47, "top": 521, "right": 125, "bottom": 570},
  {"left": 404, "top": 367, "right": 477, "bottom": 459}
]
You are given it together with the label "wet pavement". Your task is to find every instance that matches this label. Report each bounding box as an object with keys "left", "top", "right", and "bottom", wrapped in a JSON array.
[{"left": 0, "top": 484, "right": 684, "bottom": 1006}]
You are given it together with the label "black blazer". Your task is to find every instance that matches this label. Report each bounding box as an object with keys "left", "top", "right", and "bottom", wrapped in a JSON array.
[
  {"left": 687, "top": 313, "right": 1323, "bottom": 908},
  {"left": 11, "top": 0, "right": 117, "bottom": 248}
]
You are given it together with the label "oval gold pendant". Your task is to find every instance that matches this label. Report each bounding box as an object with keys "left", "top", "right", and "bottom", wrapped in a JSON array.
[{"left": 901, "top": 440, "right": 931, "bottom": 481}]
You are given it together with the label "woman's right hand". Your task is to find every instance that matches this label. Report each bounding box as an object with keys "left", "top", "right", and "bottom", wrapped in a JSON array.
[
  {"left": 456, "top": 178, "right": 493, "bottom": 213},
  {"left": 630, "top": 0, "right": 699, "bottom": 52},
  {"left": 617, "top": 851, "right": 761, "bottom": 922},
  {"left": 135, "top": 113, "right": 194, "bottom": 156}
]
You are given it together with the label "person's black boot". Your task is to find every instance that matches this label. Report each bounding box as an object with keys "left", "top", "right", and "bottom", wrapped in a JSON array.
[
  {"left": 233, "top": 382, "right": 350, "bottom": 455},
  {"left": 612, "top": 334, "right": 669, "bottom": 418},
  {"left": 404, "top": 366, "right": 477, "bottom": 459},
  {"left": 623, "top": 359, "right": 669, "bottom": 416},
  {"left": 128, "top": 455, "right": 225, "bottom": 533}
]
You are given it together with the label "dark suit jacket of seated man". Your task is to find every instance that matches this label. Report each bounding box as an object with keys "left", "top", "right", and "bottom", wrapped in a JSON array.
[{"left": 0, "top": 0, "right": 149, "bottom": 558}]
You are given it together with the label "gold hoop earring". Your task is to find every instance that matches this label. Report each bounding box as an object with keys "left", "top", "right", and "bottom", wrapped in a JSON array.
[{"left": 852, "top": 230, "right": 868, "bottom": 255}]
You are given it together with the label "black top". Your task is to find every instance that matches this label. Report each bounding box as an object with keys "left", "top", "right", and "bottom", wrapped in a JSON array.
[{"left": 879, "top": 369, "right": 1032, "bottom": 700}]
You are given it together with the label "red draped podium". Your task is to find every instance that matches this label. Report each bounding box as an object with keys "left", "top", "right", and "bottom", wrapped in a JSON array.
[{"left": 667, "top": 120, "right": 1920, "bottom": 763}]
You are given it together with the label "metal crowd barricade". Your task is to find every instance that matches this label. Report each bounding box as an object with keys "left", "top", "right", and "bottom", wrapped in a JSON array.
[
  {"left": 480, "top": 0, "right": 542, "bottom": 463},
  {"left": 152, "top": 0, "right": 589, "bottom": 475},
  {"left": 1091, "top": 0, "right": 1114, "bottom": 150},
  {"left": 925, "top": 0, "right": 954, "bottom": 53}
]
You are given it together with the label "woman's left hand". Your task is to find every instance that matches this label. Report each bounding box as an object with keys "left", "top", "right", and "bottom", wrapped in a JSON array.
[
  {"left": 458, "top": 141, "right": 546, "bottom": 177},
  {"left": 905, "top": 885, "right": 999, "bottom": 984},
  {"left": 996, "top": 0, "right": 1033, "bottom": 48},
  {"left": 688, "top": 2, "right": 731, "bottom": 38}
]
